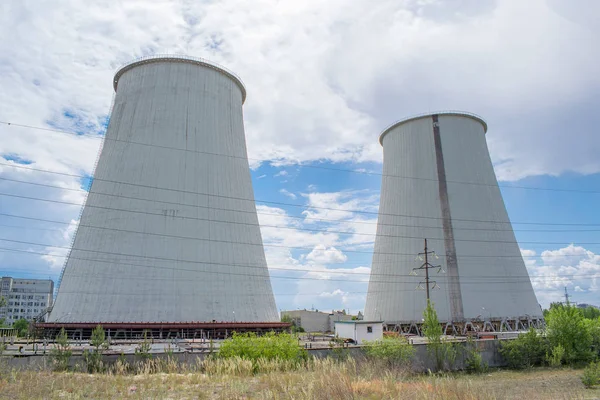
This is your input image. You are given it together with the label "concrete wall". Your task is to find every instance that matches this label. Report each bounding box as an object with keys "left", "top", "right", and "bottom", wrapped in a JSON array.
[
  {"left": 281, "top": 310, "right": 330, "bottom": 332},
  {"left": 365, "top": 113, "right": 541, "bottom": 323},
  {"left": 0, "top": 339, "right": 507, "bottom": 373},
  {"left": 50, "top": 56, "right": 278, "bottom": 323}
]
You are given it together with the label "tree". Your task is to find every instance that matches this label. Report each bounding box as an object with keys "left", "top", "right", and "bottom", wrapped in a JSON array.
[
  {"left": 546, "top": 305, "right": 594, "bottom": 364},
  {"left": 422, "top": 300, "right": 456, "bottom": 371},
  {"left": 499, "top": 328, "right": 548, "bottom": 369},
  {"left": 83, "top": 325, "right": 109, "bottom": 372},
  {"left": 50, "top": 328, "right": 72, "bottom": 371},
  {"left": 13, "top": 318, "right": 29, "bottom": 337},
  {"left": 582, "top": 307, "right": 600, "bottom": 320}
]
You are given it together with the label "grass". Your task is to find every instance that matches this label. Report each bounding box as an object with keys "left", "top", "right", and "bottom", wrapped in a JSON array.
[{"left": 0, "top": 358, "right": 597, "bottom": 399}]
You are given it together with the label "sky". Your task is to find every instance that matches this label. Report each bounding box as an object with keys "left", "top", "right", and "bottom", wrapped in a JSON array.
[{"left": 0, "top": 0, "right": 599, "bottom": 315}]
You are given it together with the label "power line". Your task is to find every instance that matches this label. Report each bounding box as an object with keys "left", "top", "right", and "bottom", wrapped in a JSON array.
[
  {"left": 2, "top": 120, "right": 600, "bottom": 195},
  {"left": 4, "top": 176, "right": 600, "bottom": 232},
  {"left": 3, "top": 162, "right": 600, "bottom": 227},
  {"left": 0, "top": 247, "right": 594, "bottom": 283}
]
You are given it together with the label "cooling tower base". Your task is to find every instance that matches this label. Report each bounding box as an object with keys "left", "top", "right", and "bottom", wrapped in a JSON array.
[
  {"left": 383, "top": 316, "right": 544, "bottom": 337},
  {"left": 35, "top": 322, "right": 291, "bottom": 340}
]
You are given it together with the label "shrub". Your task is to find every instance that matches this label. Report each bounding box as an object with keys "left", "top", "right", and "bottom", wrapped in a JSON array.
[
  {"left": 464, "top": 337, "right": 488, "bottom": 373},
  {"left": 585, "top": 317, "right": 600, "bottom": 359},
  {"left": 50, "top": 328, "right": 72, "bottom": 371},
  {"left": 581, "top": 362, "right": 600, "bottom": 388},
  {"left": 500, "top": 328, "right": 548, "bottom": 369},
  {"left": 546, "top": 344, "right": 565, "bottom": 368},
  {"left": 363, "top": 337, "right": 415, "bottom": 367},
  {"left": 218, "top": 332, "right": 307, "bottom": 371},
  {"left": 13, "top": 319, "right": 29, "bottom": 337},
  {"left": 546, "top": 305, "right": 594, "bottom": 364}
]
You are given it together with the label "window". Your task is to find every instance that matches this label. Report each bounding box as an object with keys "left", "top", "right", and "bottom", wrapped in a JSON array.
[{"left": 367, "top": 326, "right": 373, "bottom": 333}]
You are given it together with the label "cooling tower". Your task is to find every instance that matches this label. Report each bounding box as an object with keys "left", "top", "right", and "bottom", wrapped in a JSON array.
[
  {"left": 364, "top": 112, "right": 541, "bottom": 325},
  {"left": 49, "top": 56, "right": 278, "bottom": 323}
]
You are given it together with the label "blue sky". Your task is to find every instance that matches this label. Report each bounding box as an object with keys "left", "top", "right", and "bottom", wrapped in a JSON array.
[{"left": 1, "top": 0, "right": 599, "bottom": 314}]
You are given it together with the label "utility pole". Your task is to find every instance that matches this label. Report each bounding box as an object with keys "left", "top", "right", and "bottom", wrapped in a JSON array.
[
  {"left": 564, "top": 286, "right": 571, "bottom": 306},
  {"left": 411, "top": 239, "right": 444, "bottom": 301}
]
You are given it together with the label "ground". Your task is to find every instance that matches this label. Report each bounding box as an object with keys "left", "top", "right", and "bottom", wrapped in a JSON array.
[{"left": 0, "top": 367, "right": 596, "bottom": 399}]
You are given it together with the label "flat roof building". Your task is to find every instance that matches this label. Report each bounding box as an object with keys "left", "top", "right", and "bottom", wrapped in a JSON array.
[{"left": 0, "top": 277, "right": 54, "bottom": 325}]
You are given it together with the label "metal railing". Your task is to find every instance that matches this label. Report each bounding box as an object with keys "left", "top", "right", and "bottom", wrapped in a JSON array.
[
  {"left": 379, "top": 110, "right": 488, "bottom": 144},
  {"left": 112, "top": 53, "right": 247, "bottom": 102}
]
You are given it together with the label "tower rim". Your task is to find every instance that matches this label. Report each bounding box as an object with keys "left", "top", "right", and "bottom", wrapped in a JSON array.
[
  {"left": 379, "top": 111, "right": 487, "bottom": 146},
  {"left": 113, "top": 54, "right": 247, "bottom": 104}
]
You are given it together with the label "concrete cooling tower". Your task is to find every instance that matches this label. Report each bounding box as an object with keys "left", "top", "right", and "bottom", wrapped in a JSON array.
[
  {"left": 364, "top": 112, "right": 542, "bottom": 331},
  {"left": 49, "top": 56, "right": 279, "bottom": 324}
]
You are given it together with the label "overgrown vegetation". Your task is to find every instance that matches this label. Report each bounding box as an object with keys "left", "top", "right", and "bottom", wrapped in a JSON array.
[
  {"left": 12, "top": 319, "right": 29, "bottom": 337},
  {"left": 546, "top": 304, "right": 594, "bottom": 364},
  {"left": 500, "top": 328, "right": 548, "bottom": 369},
  {"left": 464, "top": 336, "right": 488, "bottom": 373},
  {"left": 218, "top": 332, "right": 307, "bottom": 371},
  {"left": 422, "top": 300, "right": 456, "bottom": 371},
  {"left": 362, "top": 336, "right": 415, "bottom": 367},
  {"left": 581, "top": 361, "right": 600, "bottom": 388},
  {"left": 49, "top": 328, "right": 72, "bottom": 371}
]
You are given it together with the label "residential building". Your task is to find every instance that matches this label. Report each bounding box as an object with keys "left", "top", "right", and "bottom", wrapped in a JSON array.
[{"left": 0, "top": 277, "right": 54, "bottom": 325}]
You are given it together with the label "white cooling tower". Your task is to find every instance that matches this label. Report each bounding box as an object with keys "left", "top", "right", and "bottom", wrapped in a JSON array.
[
  {"left": 49, "top": 56, "right": 278, "bottom": 323},
  {"left": 364, "top": 112, "right": 542, "bottom": 326}
]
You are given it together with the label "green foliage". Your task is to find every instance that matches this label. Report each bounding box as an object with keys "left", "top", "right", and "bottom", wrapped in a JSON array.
[
  {"left": 422, "top": 300, "right": 456, "bottom": 371},
  {"left": 546, "top": 344, "right": 565, "bottom": 368},
  {"left": 13, "top": 319, "right": 29, "bottom": 337},
  {"left": 500, "top": 328, "right": 548, "bottom": 369},
  {"left": 581, "top": 362, "right": 600, "bottom": 388},
  {"left": 363, "top": 337, "right": 415, "bottom": 367},
  {"left": 464, "top": 337, "right": 488, "bottom": 373},
  {"left": 218, "top": 332, "right": 307, "bottom": 371},
  {"left": 546, "top": 305, "right": 594, "bottom": 364},
  {"left": 0, "top": 296, "right": 6, "bottom": 308},
  {"left": 135, "top": 331, "right": 153, "bottom": 360},
  {"left": 585, "top": 317, "right": 600, "bottom": 358},
  {"left": 280, "top": 314, "right": 304, "bottom": 333},
  {"left": 50, "top": 328, "right": 72, "bottom": 371},
  {"left": 83, "top": 325, "right": 108, "bottom": 373},
  {"left": 582, "top": 306, "right": 600, "bottom": 320}
]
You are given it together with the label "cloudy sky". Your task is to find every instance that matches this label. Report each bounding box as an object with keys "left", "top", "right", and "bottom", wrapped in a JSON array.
[{"left": 1, "top": 0, "right": 599, "bottom": 314}]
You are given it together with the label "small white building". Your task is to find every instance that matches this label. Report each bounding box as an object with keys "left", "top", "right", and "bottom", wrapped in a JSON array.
[{"left": 334, "top": 321, "right": 383, "bottom": 344}]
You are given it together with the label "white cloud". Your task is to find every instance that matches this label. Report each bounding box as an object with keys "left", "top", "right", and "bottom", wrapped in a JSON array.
[
  {"left": 257, "top": 174, "right": 267, "bottom": 179},
  {"left": 279, "top": 188, "right": 297, "bottom": 199},
  {"left": 306, "top": 244, "right": 347, "bottom": 264},
  {"left": 524, "top": 244, "right": 600, "bottom": 307},
  {"left": 274, "top": 170, "right": 288, "bottom": 177}
]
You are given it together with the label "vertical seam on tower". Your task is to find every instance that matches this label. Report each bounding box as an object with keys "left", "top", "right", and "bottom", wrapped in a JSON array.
[{"left": 432, "top": 114, "right": 464, "bottom": 321}]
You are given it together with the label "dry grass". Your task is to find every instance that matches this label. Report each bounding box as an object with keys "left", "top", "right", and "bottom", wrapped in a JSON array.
[{"left": 0, "top": 358, "right": 597, "bottom": 399}]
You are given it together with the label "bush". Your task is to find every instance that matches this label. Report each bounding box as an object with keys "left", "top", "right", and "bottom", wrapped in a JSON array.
[
  {"left": 546, "top": 344, "right": 565, "bottom": 368},
  {"left": 464, "top": 337, "right": 488, "bottom": 373},
  {"left": 50, "top": 328, "right": 72, "bottom": 371},
  {"left": 581, "top": 362, "right": 600, "bottom": 388},
  {"left": 13, "top": 319, "right": 29, "bottom": 337},
  {"left": 546, "top": 305, "right": 594, "bottom": 364},
  {"left": 500, "top": 328, "right": 548, "bottom": 369},
  {"left": 218, "top": 332, "right": 307, "bottom": 371},
  {"left": 363, "top": 337, "right": 415, "bottom": 367}
]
